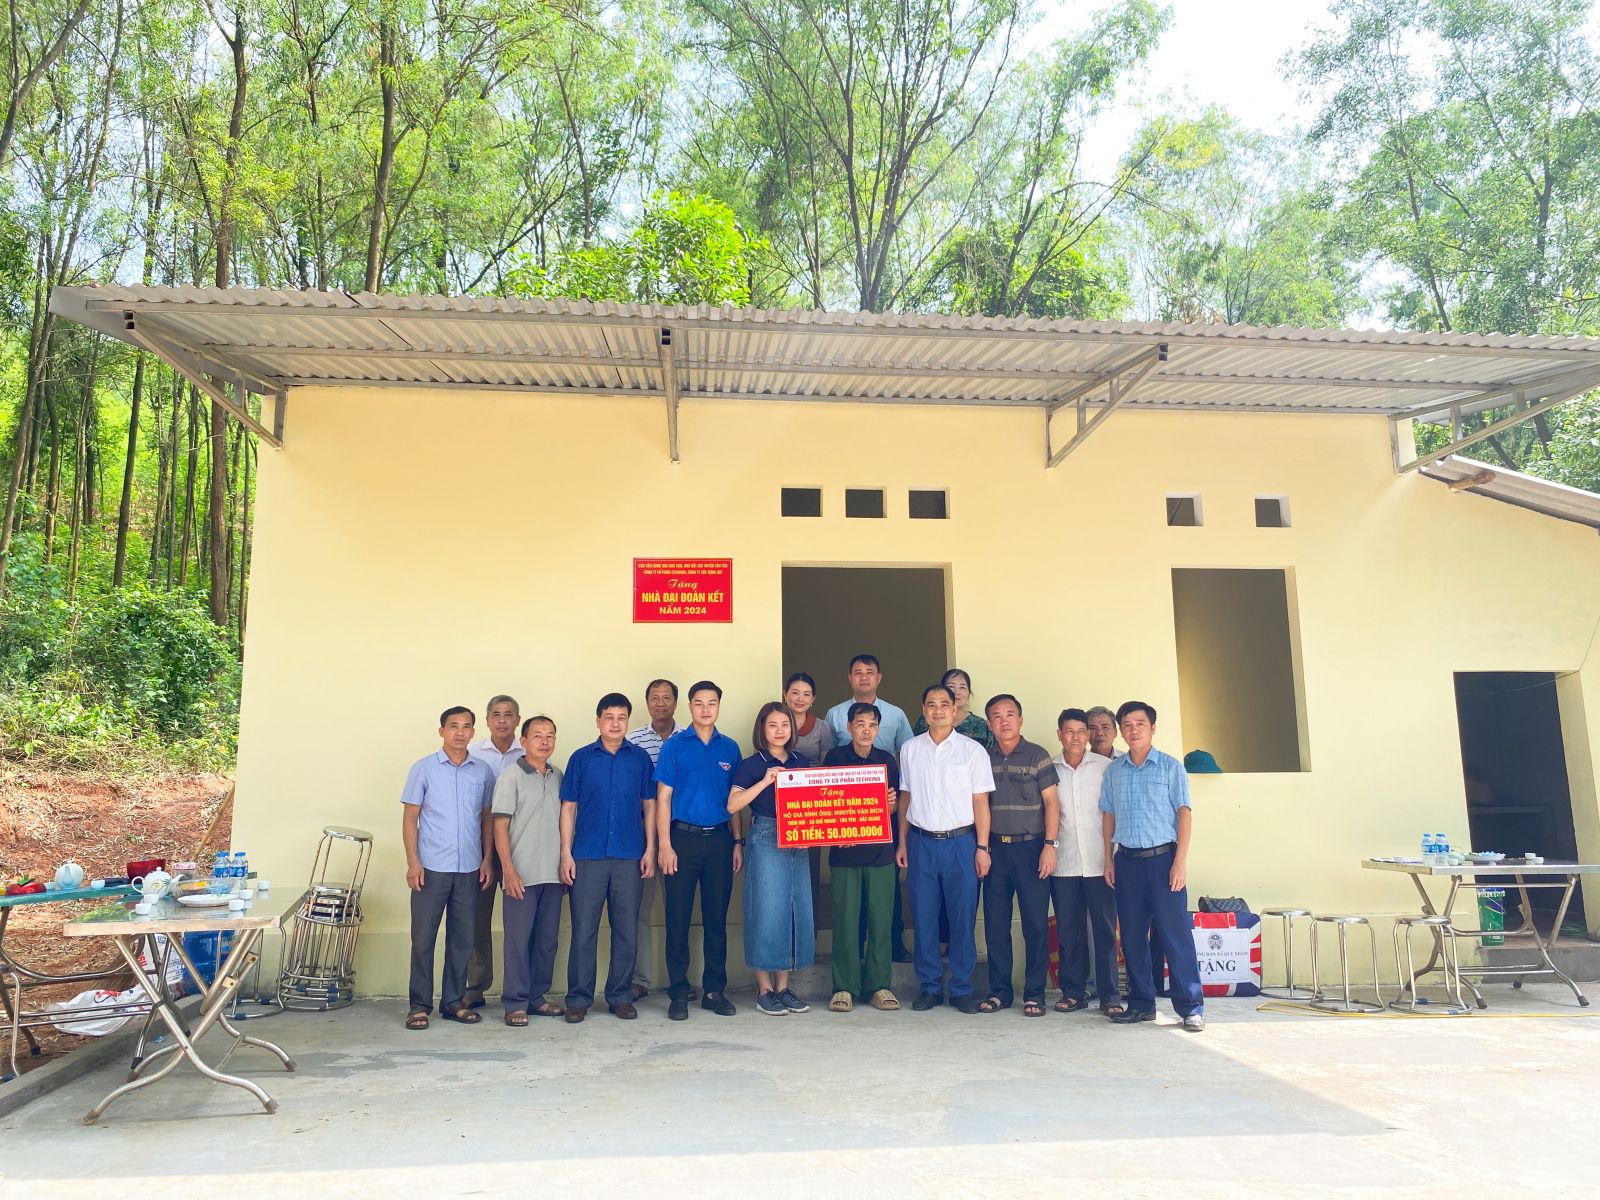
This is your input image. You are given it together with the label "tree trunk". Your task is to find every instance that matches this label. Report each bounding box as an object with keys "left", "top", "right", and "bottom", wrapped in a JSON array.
[
  {"left": 179, "top": 390, "right": 198, "bottom": 587},
  {"left": 364, "top": 16, "right": 398, "bottom": 292},
  {"left": 238, "top": 438, "right": 252, "bottom": 644},
  {"left": 42, "top": 385, "right": 61, "bottom": 565},
  {"left": 114, "top": 353, "right": 144, "bottom": 586}
]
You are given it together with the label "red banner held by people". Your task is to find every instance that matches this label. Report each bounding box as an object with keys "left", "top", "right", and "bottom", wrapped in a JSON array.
[
  {"left": 774, "top": 765, "right": 892, "bottom": 849},
  {"left": 632, "top": 558, "right": 733, "bottom": 623}
]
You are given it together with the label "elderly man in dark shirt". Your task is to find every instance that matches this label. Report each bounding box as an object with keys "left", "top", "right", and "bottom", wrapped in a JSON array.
[
  {"left": 978, "top": 694, "right": 1060, "bottom": 1017},
  {"left": 822, "top": 702, "right": 903, "bottom": 1013}
]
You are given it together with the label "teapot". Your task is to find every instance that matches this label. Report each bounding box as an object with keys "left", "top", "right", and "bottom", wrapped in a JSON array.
[
  {"left": 132, "top": 870, "right": 174, "bottom": 901},
  {"left": 54, "top": 860, "right": 86, "bottom": 890}
]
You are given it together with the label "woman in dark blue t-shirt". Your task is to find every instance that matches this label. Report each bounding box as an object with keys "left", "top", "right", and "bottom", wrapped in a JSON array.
[{"left": 729, "top": 700, "right": 814, "bottom": 1016}]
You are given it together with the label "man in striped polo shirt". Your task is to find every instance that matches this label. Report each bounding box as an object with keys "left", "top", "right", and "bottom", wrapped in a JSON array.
[
  {"left": 978, "top": 694, "right": 1059, "bottom": 1017},
  {"left": 626, "top": 679, "right": 683, "bottom": 1002}
]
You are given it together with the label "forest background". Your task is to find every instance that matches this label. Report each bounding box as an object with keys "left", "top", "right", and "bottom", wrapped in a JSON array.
[{"left": 2, "top": 0, "right": 1599, "bottom": 772}]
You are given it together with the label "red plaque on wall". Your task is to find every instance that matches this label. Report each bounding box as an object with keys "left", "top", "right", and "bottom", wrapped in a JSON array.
[{"left": 632, "top": 558, "right": 733, "bottom": 623}]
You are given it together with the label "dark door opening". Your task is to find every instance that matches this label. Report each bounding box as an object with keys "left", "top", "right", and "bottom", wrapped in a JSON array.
[
  {"left": 782, "top": 565, "right": 951, "bottom": 934},
  {"left": 781, "top": 566, "right": 950, "bottom": 720},
  {"left": 1454, "top": 671, "right": 1583, "bottom": 927}
]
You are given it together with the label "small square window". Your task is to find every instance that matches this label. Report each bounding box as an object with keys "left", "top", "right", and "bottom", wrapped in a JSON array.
[
  {"left": 781, "top": 487, "right": 822, "bottom": 517},
  {"left": 845, "top": 488, "right": 885, "bottom": 518},
  {"left": 1255, "top": 496, "right": 1291, "bottom": 528},
  {"left": 909, "top": 489, "right": 949, "bottom": 519},
  {"left": 1166, "top": 494, "right": 1203, "bottom": 527}
]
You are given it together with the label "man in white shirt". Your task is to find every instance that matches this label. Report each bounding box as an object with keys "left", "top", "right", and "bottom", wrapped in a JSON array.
[
  {"left": 1049, "top": 708, "right": 1124, "bottom": 1015},
  {"left": 464, "top": 693, "right": 524, "bottom": 1008},
  {"left": 1085, "top": 706, "right": 1121, "bottom": 760},
  {"left": 624, "top": 678, "right": 683, "bottom": 1002},
  {"left": 896, "top": 683, "right": 996, "bottom": 1014}
]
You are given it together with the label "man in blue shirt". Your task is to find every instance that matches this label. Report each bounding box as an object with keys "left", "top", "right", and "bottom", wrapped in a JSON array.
[
  {"left": 654, "top": 680, "right": 742, "bottom": 1021},
  {"left": 1099, "top": 700, "right": 1205, "bottom": 1032},
  {"left": 400, "top": 705, "right": 496, "bottom": 1030},
  {"left": 824, "top": 653, "right": 915, "bottom": 753},
  {"left": 560, "top": 693, "right": 657, "bottom": 1022}
]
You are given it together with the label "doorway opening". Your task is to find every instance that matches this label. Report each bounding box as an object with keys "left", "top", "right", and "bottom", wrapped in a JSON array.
[
  {"left": 781, "top": 566, "right": 951, "bottom": 720},
  {"left": 1454, "top": 671, "right": 1583, "bottom": 927},
  {"left": 781, "top": 565, "right": 951, "bottom": 935}
]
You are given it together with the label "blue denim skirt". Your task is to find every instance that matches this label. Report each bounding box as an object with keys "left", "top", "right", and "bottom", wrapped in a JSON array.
[{"left": 743, "top": 815, "right": 815, "bottom": 971}]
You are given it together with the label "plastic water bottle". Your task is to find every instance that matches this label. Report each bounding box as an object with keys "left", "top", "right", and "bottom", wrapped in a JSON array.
[
  {"left": 1421, "top": 832, "right": 1436, "bottom": 864},
  {"left": 231, "top": 851, "right": 249, "bottom": 881},
  {"left": 1435, "top": 833, "right": 1450, "bottom": 863}
]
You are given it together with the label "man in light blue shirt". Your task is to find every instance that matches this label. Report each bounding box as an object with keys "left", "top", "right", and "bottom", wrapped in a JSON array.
[
  {"left": 824, "top": 653, "right": 915, "bottom": 753},
  {"left": 464, "top": 693, "right": 523, "bottom": 1008},
  {"left": 1098, "top": 700, "right": 1204, "bottom": 1032},
  {"left": 401, "top": 705, "right": 495, "bottom": 1030}
]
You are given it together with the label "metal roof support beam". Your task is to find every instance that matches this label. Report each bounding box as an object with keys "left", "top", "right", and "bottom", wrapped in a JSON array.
[
  {"left": 1393, "top": 384, "right": 1590, "bottom": 473},
  {"left": 1393, "top": 364, "right": 1600, "bottom": 422},
  {"left": 125, "top": 320, "right": 284, "bottom": 449},
  {"left": 1045, "top": 345, "right": 1166, "bottom": 469},
  {"left": 661, "top": 327, "right": 680, "bottom": 463}
]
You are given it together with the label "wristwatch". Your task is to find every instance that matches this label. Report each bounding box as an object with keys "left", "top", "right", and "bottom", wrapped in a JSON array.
[
  {"left": 733, "top": 838, "right": 746, "bottom": 846},
  {"left": 1045, "top": 839, "right": 1060, "bottom": 849},
  {"left": 976, "top": 844, "right": 990, "bottom": 852}
]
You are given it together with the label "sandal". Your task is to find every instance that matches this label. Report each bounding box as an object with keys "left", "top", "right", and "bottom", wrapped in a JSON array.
[
  {"left": 531, "top": 1002, "right": 565, "bottom": 1017},
  {"left": 1100, "top": 1002, "right": 1127, "bottom": 1017},
  {"left": 441, "top": 1006, "right": 482, "bottom": 1024},
  {"left": 1055, "top": 996, "right": 1086, "bottom": 1013},
  {"left": 1023, "top": 1000, "right": 1046, "bottom": 1017},
  {"left": 829, "top": 990, "right": 854, "bottom": 1012},
  {"left": 977, "top": 996, "right": 1005, "bottom": 1014},
  {"left": 869, "top": 989, "right": 900, "bottom": 1011},
  {"left": 504, "top": 1010, "right": 529, "bottom": 1027},
  {"left": 405, "top": 1008, "right": 430, "bottom": 1030}
]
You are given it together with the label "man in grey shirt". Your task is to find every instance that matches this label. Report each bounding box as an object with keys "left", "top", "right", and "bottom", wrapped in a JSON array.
[{"left": 492, "top": 715, "right": 564, "bottom": 1025}]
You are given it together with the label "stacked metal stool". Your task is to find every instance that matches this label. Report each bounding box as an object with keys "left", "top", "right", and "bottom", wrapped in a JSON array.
[{"left": 278, "top": 825, "right": 373, "bottom": 1011}]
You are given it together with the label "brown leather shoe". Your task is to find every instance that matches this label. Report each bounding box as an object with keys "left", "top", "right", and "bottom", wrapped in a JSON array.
[
  {"left": 564, "top": 1006, "right": 587, "bottom": 1024},
  {"left": 629, "top": 983, "right": 649, "bottom": 1002},
  {"left": 608, "top": 1002, "right": 638, "bottom": 1020}
]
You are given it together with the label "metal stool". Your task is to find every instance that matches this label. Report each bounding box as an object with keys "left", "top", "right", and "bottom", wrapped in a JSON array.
[
  {"left": 1259, "top": 907, "right": 1313, "bottom": 998},
  {"left": 1390, "top": 915, "right": 1469, "bottom": 1014},
  {"left": 278, "top": 826, "right": 372, "bottom": 1011},
  {"left": 1309, "top": 915, "right": 1384, "bottom": 1012}
]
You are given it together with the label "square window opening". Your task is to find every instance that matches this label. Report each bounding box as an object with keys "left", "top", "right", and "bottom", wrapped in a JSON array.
[
  {"left": 1167, "top": 494, "right": 1203, "bottom": 527},
  {"left": 1255, "top": 496, "right": 1291, "bottom": 528},
  {"left": 1171, "top": 567, "right": 1308, "bottom": 773},
  {"left": 781, "top": 487, "right": 822, "bottom": 518},
  {"left": 909, "top": 489, "right": 949, "bottom": 519},
  {"left": 845, "top": 488, "right": 886, "bottom": 519}
]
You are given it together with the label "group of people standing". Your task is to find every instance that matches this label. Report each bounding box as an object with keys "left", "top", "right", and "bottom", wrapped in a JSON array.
[{"left": 398, "top": 655, "right": 1206, "bottom": 1033}]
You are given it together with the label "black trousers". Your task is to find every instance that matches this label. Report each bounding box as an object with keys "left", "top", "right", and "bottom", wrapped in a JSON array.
[
  {"left": 982, "top": 838, "right": 1051, "bottom": 1005},
  {"left": 1050, "top": 874, "right": 1121, "bottom": 1005},
  {"left": 409, "top": 869, "right": 478, "bottom": 1014},
  {"left": 663, "top": 823, "right": 734, "bottom": 1001}
]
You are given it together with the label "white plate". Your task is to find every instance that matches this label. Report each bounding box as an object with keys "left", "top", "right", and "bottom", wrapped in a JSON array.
[
  {"left": 1467, "top": 853, "right": 1505, "bottom": 863},
  {"left": 175, "top": 893, "right": 234, "bottom": 908}
]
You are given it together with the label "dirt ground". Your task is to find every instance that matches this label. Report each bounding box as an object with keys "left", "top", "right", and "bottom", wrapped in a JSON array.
[{"left": 0, "top": 765, "right": 232, "bottom": 1076}]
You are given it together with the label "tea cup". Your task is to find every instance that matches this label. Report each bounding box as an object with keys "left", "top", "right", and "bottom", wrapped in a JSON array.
[{"left": 134, "top": 901, "right": 153, "bottom": 916}]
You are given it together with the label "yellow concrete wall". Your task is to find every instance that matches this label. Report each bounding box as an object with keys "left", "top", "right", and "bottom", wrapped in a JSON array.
[{"left": 231, "top": 387, "right": 1600, "bottom": 994}]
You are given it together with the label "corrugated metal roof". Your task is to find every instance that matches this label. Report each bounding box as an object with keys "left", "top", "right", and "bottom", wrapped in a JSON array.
[
  {"left": 1420, "top": 457, "right": 1600, "bottom": 532},
  {"left": 47, "top": 284, "right": 1600, "bottom": 418}
]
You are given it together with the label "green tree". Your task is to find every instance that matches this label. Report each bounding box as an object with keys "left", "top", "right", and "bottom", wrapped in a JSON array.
[
  {"left": 1120, "top": 108, "right": 1357, "bottom": 326},
  {"left": 503, "top": 189, "right": 766, "bottom": 305},
  {"left": 1300, "top": 0, "right": 1600, "bottom": 486}
]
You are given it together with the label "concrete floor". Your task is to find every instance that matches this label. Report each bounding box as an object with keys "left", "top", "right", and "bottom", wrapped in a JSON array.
[{"left": 2, "top": 984, "right": 1597, "bottom": 1198}]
